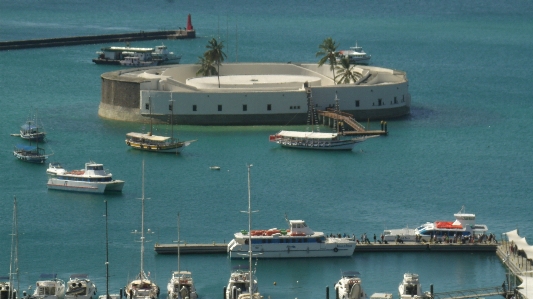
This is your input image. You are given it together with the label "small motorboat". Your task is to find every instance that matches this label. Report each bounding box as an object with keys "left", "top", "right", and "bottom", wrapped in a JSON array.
[{"left": 210, "top": 166, "right": 221, "bottom": 170}]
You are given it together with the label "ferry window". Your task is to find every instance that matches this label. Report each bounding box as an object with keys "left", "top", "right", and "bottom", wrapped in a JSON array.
[
  {"left": 192, "top": 105, "right": 197, "bottom": 111},
  {"left": 218, "top": 105, "right": 222, "bottom": 111},
  {"left": 145, "top": 103, "right": 149, "bottom": 110},
  {"left": 267, "top": 104, "right": 271, "bottom": 111},
  {"left": 243, "top": 104, "right": 247, "bottom": 111},
  {"left": 355, "top": 100, "right": 360, "bottom": 107}
]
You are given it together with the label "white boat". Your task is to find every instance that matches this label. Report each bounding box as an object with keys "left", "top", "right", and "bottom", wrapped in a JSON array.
[
  {"left": 65, "top": 274, "right": 96, "bottom": 299},
  {"left": 0, "top": 277, "right": 16, "bottom": 299},
  {"left": 125, "top": 96, "right": 196, "bottom": 153},
  {"left": 337, "top": 42, "right": 371, "bottom": 64},
  {"left": 46, "top": 162, "right": 125, "bottom": 194},
  {"left": 20, "top": 120, "right": 46, "bottom": 141},
  {"left": 228, "top": 218, "right": 356, "bottom": 258},
  {"left": 226, "top": 165, "right": 262, "bottom": 299},
  {"left": 31, "top": 274, "right": 66, "bottom": 299},
  {"left": 125, "top": 162, "right": 160, "bottom": 299},
  {"left": 382, "top": 206, "right": 489, "bottom": 243},
  {"left": 398, "top": 273, "right": 430, "bottom": 299},
  {"left": 119, "top": 56, "right": 159, "bottom": 67},
  {"left": 269, "top": 90, "right": 371, "bottom": 151},
  {"left": 334, "top": 271, "right": 369, "bottom": 299},
  {"left": 167, "top": 214, "right": 198, "bottom": 299},
  {"left": 152, "top": 44, "right": 182, "bottom": 64},
  {"left": 13, "top": 144, "right": 48, "bottom": 164}
]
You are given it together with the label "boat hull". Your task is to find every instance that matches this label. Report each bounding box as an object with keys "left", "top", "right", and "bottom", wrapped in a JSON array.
[
  {"left": 228, "top": 241, "right": 355, "bottom": 258},
  {"left": 13, "top": 151, "right": 46, "bottom": 163},
  {"left": 272, "top": 139, "right": 364, "bottom": 150},
  {"left": 125, "top": 140, "right": 194, "bottom": 153},
  {"left": 47, "top": 178, "right": 124, "bottom": 194},
  {"left": 92, "top": 58, "right": 121, "bottom": 65}
]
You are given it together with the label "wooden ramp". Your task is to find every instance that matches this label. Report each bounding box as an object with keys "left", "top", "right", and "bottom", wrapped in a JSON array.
[{"left": 317, "top": 109, "right": 388, "bottom": 136}]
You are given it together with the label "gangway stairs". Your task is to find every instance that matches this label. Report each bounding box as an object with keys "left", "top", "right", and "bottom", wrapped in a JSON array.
[{"left": 431, "top": 286, "right": 513, "bottom": 299}]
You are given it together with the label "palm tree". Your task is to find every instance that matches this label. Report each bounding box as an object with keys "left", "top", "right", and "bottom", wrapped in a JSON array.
[
  {"left": 316, "top": 37, "right": 339, "bottom": 83},
  {"left": 196, "top": 55, "right": 217, "bottom": 76},
  {"left": 204, "top": 38, "right": 227, "bottom": 88},
  {"left": 334, "top": 57, "right": 362, "bottom": 84}
]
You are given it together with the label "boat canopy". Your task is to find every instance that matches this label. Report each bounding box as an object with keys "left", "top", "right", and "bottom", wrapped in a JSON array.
[
  {"left": 21, "top": 123, "right": 39, "bottom": 130},
  {"left": 69, "top": 274, "right": 89, "bottom": 279},
  {"left": 102, "top": 46, "right": 154, "bottom": 52},
  {"left": 15, "top": 144, "right": 37, "bottom": 151},
  {"left": 126, "top": 132, "right": 171, "bottom": 142},
  {"left": 277, "top": 130, "right": 338, "bottom": 139}
]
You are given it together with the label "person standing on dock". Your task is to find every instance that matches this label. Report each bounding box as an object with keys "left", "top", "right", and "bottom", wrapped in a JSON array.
[{"left": 373, "top": 234, "right": 376, "bottom": 243}]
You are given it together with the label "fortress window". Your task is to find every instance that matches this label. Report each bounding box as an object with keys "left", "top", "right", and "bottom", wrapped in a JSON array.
[
  {"left": 394, "top": 96, "right": 397, "bottom": 104},
  {"left": 378, "top": 99, "right": 382, "bottom": 106},
  {"left": 267, "top": 104, "right": 272, "bottom": 111},
  {"left": 218, "top": 105, "right": 222, "bottom": 111},
  {"left": 192, "top": 105, "right": 197, "bottom": 111},
  {"left": 355, "top": 100, "right": 360, "bottom": 107},
  {"left": 145, "top": 103, "right": 149, "bottom": 110},
  {"left": 243, "top": 104, "right": 247, "bottom": 111}
]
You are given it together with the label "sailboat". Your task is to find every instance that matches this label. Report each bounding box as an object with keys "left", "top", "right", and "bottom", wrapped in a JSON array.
[
  {"left": 269, "top": 88, "right": 369, "bottom": 150},
  {"left": 0, "top": 197, "right": 19, "bottom": 299},
  {"left": 98, "top": 200, "right": 120, "bottom": 299},
  {"left": 226, "top": 165, "right": 262, "bottom": 299},
  {"left": 19, "top": 111, "right": 46, "bottom": 141},
  {"left": 125, "top": 161, "right": 160, "bottom": 299},
  {"left": 125, "top": 96, "right": 196, "bottom": 153},
  {"left": 166, "top": 214, "right": 197, "bottom": 299}
]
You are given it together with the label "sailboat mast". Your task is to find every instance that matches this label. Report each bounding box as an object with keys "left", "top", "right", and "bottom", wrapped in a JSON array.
[
  {"left": 170, "top": 95, "right": 174, "bottom": 140},
  {"left": 9, "top": 196, "right": 19, "bottom": 299},
  {"left": 140, "top": 161, "right": 145, "bottom": 280},
  {"left": 105, "top": 200, "right": 109, "bottom": 299},
  {"left": 247, "top": 164, "right": 253, "bottom": 295},
  {"left": 148, "top": 97, "right": 153, "bottom": 136},
  {"left": 177, "top": 213, "right": 180, "bottom": 274}
]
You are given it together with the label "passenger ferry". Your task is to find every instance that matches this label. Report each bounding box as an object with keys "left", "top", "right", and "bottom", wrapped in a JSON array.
[
  {"left": 383, "top": 207, "right": 488, "bottom": 243},
  {"left": 46, "top": 162, "right": 125, "bottom": 194},
  {"left": 227, "top": 219, "right": 356, "bottom": 258}
]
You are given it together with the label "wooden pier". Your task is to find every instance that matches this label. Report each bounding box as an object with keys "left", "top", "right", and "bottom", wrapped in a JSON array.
[
  {"left": 154, "top": 242, "right": 497, "bottom": 255},
  {"left": 317, "top": 109, "right": 388, "bottom": 136}
]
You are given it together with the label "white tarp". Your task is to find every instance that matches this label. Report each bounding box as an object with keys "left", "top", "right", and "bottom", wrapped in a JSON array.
[
  {"left": 517, "top": 275, "right": 533, "bottom": 299},
  {"left": 504, "top": 229, "right": 533, "bottom": 259}
]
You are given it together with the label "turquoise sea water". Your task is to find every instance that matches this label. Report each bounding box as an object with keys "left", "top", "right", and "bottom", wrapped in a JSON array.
[{"left": 1, "top": 1, "right": 532, "bottom": 299}]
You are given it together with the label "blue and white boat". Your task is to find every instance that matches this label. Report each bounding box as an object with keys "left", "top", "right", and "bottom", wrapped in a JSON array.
[
  {"left": 20, "top": 120, "right": 46, "bottom": 141},
  {"left": 13, "top": 144, "right": 47, "bottom": 164},
  {"left": 337, "top": 42, "right": 371, "bottom": 64},
  {"left": 382, "top": 207, "right": 488, "bottom": 243}
]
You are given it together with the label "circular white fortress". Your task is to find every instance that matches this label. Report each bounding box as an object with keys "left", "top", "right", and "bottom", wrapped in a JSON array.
[{"left": 98, "top": 63, "right": 410, "bottom": 125}]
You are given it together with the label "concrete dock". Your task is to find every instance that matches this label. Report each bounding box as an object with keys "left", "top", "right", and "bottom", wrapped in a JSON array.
[
  {"left": 154, "top": 242, "right": 497, "bottom": 254},
  {"left": 0, "top": 29, "right": 195, "bottom": 51}
]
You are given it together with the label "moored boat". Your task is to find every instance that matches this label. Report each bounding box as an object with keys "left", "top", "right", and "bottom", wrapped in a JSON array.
[
  {"left": 398, "top": 273, "right": 430, "bottom": 299},
  {"left": 125, "top": 162, "right": 160, "bottom": 299},
  {"left": 31, "top": 274, "right": 66, "bottom": 299},
  {"left": 46, "top": 162, "right": 125, "bottom": 194},
  {"left": 167, "top": 214, "right": 198, "bottom": 299},
  {"left": 335, "top": 271, "right": 369, "bottom": 299},
  {"left": 228, "top": 218, "right": 356, "bottom": 258},
  {"left": 13, "top": 144, "right": 47, "bottom": 164},
  {"left": 65, "top": 274, "right": 96, "bottom": 299},
  {"left": 125, "top": 97, "right": 195, "bottom": 153},
  {"left": 269, "top": 89, "right": 371, "bottom": 151},
  {"left": 337, "top": 42, "right": 371, "bottom": 64},
  {"left": 382, "top": 206, "right": 488, "bottom": 243},
  {"left": 226, "top": 165, "right": 262, "bottom": 299},
  {"left": 20, "top": 120, "right": 46, "bottom": 142},
  {"left": 152, "top": 44, "right": 182, "bottom": 64},
  {"left": 93, "top": 45, "right": 181, "bottom": 66}
]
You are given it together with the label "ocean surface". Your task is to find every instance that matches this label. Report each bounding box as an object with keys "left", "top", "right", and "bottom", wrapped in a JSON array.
[{"left": 1, "top": 1, "right": 532, "bottom": 299}]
